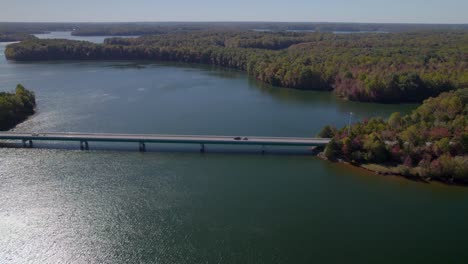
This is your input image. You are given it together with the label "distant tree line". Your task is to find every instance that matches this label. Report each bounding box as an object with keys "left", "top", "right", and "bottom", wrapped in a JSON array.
[
  {"left": 5, "top": 31, "right": 468, "bottom": 103},
  {"left": 0, "top": 33, "right": 37, "bottom": 42},
  {"left": 319, "top": 89, "right": 468, "bottom": 184},
  {"left": 0, "top": 84, "right": 36, "bottom": 131},
  {"left": 71, "top": 25, "right": 170, "bottom": 36},
  {"left": 3, "top": 22, "right": 468, "bottom": 36}
]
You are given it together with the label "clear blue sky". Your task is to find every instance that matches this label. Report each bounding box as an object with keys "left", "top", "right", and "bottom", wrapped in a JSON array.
[{"left": 2, "top": 0, "right": 467, "bottom": 23}]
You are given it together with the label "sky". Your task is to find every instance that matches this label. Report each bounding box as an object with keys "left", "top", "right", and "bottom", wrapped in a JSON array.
[{"left": 1, "top": 0, "right": 467, "bottom": 24}]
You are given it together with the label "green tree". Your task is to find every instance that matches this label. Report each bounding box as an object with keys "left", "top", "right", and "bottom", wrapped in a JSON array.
[
  {"left": 324, "top": 138, "right": 341, "bottom": 160},
  {"left": 435, "top": 138, "right": 451, "bottom": 154},
  {"left": 400, "top": 125, "right": 423, "bottom": 146},
  {"left": 0, "top": 85, "right": 36, "bottom": 131},
  {"left": 363, "top": 133, "right": 389, "bottom": 163},
  {"left": 341, "top": 137, "right": 353, "bottom": 160},
  {"left": 388, "top": 112, "right": 402, "bottom": 130},
  {"left": 318, "top": 125, "right": 336, "bottom": 138}
]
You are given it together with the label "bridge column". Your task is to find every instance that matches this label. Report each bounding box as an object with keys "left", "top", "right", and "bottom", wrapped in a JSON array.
[
  {"left": 262, "top": 145, "right": 266, "bottom": 155},
  {"left": 80, "top": 141, "right": 89, "bottom": 151},
  {"left": 200, "top": 144, "right": 205, "bottom": 153},
  {"left": 139, "top": 142, "right": 146, "bottom": 152},
  {"left": 22, "top": 139, "right": 33, "bottom": 148}
]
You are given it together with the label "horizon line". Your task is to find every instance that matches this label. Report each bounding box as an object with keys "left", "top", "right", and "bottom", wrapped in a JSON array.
[{"left": 1, "top": 20, "right": 467, "bottom": 25}]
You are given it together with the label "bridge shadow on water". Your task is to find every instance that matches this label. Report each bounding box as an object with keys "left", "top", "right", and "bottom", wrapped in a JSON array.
[{"left": 0, "top": 141, "right": 320, "bottom": 156}]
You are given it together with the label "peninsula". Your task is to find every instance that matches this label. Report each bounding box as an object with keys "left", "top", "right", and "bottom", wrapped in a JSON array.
[{"left": 319, "top": 89, "right": 468, "bottom": 184}]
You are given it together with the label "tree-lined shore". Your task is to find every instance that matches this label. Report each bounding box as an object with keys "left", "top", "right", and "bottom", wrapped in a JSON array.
[
  {"left": 319, "top": 89, "right": 468, "bottom": 184},
  {"left": 0, "top": 33, "right": 37, "bottom": 42},
  {"left": 0, "top": 85, "right": 36, "bottom": 131},
  {"left": 5, "top": 31, "right": 467, "bottom": 103}
]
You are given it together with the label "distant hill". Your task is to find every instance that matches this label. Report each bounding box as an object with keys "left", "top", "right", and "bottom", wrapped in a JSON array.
[{"left": 1, "top": 22, "right": 467, "bottom": 36}]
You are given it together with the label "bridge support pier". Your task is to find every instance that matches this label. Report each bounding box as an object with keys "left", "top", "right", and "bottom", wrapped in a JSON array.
[
  {"left": 200, "top": 144, "right": 205, "bottom": 153},
  {"left": 262, "top": 145, "right": 266, "bottom": 155},
  {"left": 139, "top": 142, "right": 146, "bottom": 152},
  {"left": 80, "top": 141, "right": 89, "bottom": 151},
  {"left": 22, "top": 139, "right": 33, "bottom": 148}
]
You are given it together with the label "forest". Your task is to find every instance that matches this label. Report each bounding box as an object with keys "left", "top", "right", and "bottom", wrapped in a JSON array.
[
  {"left": 0, "top": 33, "right": 37, "bottom": 42},
  {"left": 319, "top": 89, "right": 468, "bottom": 184},
  {"left": 2, "top": 22, "right": 468, "bottom": 36},
  {"left": 4, "top": 30, "right": 468, "bottom": 103},
  {"left": 68, "top": 22, "right": 468, "bottom": 36},
  {"left": 0, "top": 84, "right": 36, "bottom": 131}
]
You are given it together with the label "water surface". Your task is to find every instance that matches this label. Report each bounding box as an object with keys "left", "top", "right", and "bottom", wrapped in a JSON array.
[
  {"left": 34, "top": 31, "right": 139, "bottom": 44},
  {"left": 1, "top": 34, "right": 467, "bottom": 264}
]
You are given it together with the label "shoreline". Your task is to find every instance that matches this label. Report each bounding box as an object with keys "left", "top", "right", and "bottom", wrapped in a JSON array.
[
  {"left": 0, "top": 86, "right": 36, "bottom": 131},
  {"left": 0, "top": 111, "right": 35, "bottom": 132},
  {"left": 317, "top": 152, "right": 468, "bottom": 187},
  {"left": 7, "top": 31, "right": 464, "bottom": 105},
  {"left": 0, "top": 55, "right": 432, "bottom": 105}
]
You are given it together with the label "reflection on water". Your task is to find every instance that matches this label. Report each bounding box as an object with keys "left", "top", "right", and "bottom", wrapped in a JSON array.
[
  {"left": 0, "top": 59, "right": 414, "bottom": 136},
  {"left": 1, "top": 149, "right": 468, "bottom": 263},
  {"left": 250, "top": 78, "right": 415, "bottom": 118}
]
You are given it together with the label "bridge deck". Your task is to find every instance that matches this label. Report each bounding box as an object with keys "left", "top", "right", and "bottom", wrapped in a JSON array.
[{"left": 0, "top": 132, "right": 330, "bottom": 147}]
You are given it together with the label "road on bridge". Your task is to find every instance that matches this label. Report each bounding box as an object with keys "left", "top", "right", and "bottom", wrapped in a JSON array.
[{"left": 0, "top": 132, "right": 331, "bottom": 152}]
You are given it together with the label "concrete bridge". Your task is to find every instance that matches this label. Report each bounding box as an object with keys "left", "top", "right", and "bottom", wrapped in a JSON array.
[{"left": 0, "top": 132, "right": 330, "bottom": 153}]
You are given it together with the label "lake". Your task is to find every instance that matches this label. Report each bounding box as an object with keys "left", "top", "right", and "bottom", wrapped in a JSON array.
[
  {"left": 1, "top": 34, "right": 467, "bottom": 263},
  {"left": 33, "top": 31, "right": 139, "bottom": 44}
]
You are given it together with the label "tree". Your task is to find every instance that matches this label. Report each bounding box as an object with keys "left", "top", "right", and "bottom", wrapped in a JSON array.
[
  {"left": 0, "top": 85, "right": 36, "bottom": 131},
  {"left": 400, "top": 125, "right": 422, "bottom": 146},
  {"left": 318, "top": 125, "right": 336, "bottom": 138},
  {"left": 341, "top": 137, "right": 352, "bottom": 160},
  {"left": 388, "top": 112, "right": 402, "bottom": 129},
  {"left": 363, "top": 133, "right": 389, "bottom": 163},
  {"left": 435, "top": 138, "right": 451, "bottom": 155},
  {"left": 324, "top": 138, "right": 341, "bottom": 160}
]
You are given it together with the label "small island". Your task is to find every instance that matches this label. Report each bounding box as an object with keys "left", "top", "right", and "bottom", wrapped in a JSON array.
[
  {"left": 318, "top": 89, "right": 468, "bottom": 184},
  {"left": 0, "top": 84, "right": 36, "bottom": 130}
]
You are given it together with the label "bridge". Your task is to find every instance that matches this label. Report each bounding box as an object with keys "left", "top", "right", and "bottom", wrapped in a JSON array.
[{"left": 0, "top": 132, "right": 330, "bottom": 153}]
